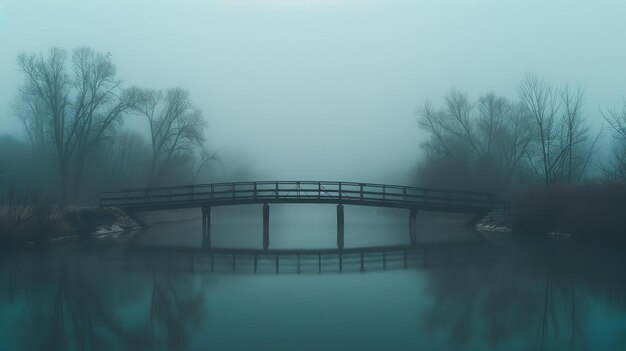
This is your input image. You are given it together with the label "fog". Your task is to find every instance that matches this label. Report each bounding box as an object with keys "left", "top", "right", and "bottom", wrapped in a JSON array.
[
  {"left": 2, "top": 0, "right": 626, "bottom": 184},
  {"left": 5, "top": 3, "right": 626, "bottom": 349}
]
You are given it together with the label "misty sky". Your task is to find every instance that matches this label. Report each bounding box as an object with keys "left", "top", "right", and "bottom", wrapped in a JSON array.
[{"left": 1, "top": 0, "right": 626, "bottom": 184}]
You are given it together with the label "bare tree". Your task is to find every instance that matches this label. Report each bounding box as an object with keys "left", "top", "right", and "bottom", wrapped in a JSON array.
[
  {"left": 559, "top": 84, "right": 594, "bottom": 183},
  {"left": 475, "top": 93, "right": 534, "bottom": 176},
  {"left": 518, "top": 74, "right": 595, "bottom": 184},
  {"left": 103, "top": 131, "right": 149, "bottom": 180},
  {"left": 193, "top": 149, "right": 219, "bottom": 182},
  {"left": 476, "top": 93, "right": 508, "bottom": 156},
  {"left": 600, "top": 101, "right": 626, "bottom": 180},
  {"left": 133, "top": 88, "right": 207, "bottom": 181},
  {"left": 603, "top": 144, "right": 626, "bottom": 180},
  {"left": 17, "top": 47, "right": 136, "bottom": 202},
  {"left": 600, "top": 100, "right": 626, "bottom": 140},
  {"left": 517, "top": 73, "right": 561, "bottom": 184},
  {"left": 417, "top": 89, "right": 479, "bottom": 159},
  {"left": 416, "top": 89, "right": 532, "bottom": 192},
  {"left": 18, "top": 47, "right": 71, "bottom": 201},
  {"left": 13, "top": 91, "right": 48, "bottom": 152},
  {"left": 66, "top": 48, "right": 139, "bottom": 199}
]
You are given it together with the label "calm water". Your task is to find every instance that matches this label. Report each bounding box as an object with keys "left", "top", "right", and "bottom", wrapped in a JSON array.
[{"left": 1, "top": 206, "right": 625, "bottom": 351}]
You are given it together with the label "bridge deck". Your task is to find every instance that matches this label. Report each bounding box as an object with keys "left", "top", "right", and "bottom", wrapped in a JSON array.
[{"left": 100, "top": 180, "right": 506, "bottom": 213}]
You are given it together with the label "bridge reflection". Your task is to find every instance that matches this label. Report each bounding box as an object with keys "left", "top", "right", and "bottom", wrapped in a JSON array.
[{"left": 119, "top": 242, "right": 496, "bottom": 274}]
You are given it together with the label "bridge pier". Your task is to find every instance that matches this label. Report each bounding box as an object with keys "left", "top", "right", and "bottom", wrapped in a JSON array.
[
  {"left": 202, "top": 206, "right": 211, "bottom": 249},
  {"left": 263, "top": 203, "right": 270, "bottom": 250},
  {"left": 337, "top": 204, "right": 344, "bottom": 249},
  {"left": 409, "top": 208, "right": 417, "bottom": 245}
]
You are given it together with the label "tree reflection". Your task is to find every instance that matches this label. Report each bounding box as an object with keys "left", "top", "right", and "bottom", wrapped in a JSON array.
[
  {"left": 0, "top": 245, "right": 211, "bottom": 351},
  {"left": 422, "top": 238, "right": 626, "bottom": 350}
]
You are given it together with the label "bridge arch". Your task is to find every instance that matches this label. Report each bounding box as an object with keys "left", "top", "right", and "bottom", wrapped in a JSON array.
[{"left": 100, "top": 181, "right": 506, "bottom": 250}]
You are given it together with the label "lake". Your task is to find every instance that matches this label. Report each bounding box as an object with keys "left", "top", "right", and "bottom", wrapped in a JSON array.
[{"left": 1, "top": 205, "right": 625, "bottom": 350}]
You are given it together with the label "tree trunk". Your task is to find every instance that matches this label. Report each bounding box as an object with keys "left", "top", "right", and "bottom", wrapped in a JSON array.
[
  {"left": 72, "top": 156, "right": 85, "bottom": 203},
  {"left": 59, "top": 158, "right": 69, "bottom": 205},
  {"left": 148, "top": 155, "right": 158, "bottom": 186}
]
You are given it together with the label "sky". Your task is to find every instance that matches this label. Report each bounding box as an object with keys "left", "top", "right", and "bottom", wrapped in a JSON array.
[{"left": 1, "top": 0, "right": 626, "bottom": 183}]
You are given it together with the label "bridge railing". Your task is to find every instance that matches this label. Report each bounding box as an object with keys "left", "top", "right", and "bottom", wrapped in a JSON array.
[{"left": 100, "top": 181, "right": 506, "bottom": 212}]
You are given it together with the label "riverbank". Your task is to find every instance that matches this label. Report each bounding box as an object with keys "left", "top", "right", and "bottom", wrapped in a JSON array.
[
  {"left": 490, "top": 182, "right": 626, "bottom": 241},
  {"left": 0, "top": 206, "right": 143, "bottom": 246}
]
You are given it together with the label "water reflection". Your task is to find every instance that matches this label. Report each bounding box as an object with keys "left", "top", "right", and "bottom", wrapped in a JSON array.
[
  {"left": 422, "top": 237, "right": 626, "bottom": 350},
  {"left": 0, "top": 244, "right": 212, "bottom": 351},
  {"left": 1, "top": 236, "right": 626, "bottom": 350}
]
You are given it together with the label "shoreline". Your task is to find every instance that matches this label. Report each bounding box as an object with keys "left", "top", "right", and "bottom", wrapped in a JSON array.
[{"left": 0, "top": 206, "right": 144, "bottom": 247}]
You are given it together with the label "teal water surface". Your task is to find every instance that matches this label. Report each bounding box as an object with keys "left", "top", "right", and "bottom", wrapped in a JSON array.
[{"left": 1, "top": 207, "right": 625, "bottom": 350}]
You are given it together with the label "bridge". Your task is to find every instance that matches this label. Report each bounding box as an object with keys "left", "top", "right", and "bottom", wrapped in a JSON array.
[{"left": 100, "top": 180, "right": 507, "bottom": 250}]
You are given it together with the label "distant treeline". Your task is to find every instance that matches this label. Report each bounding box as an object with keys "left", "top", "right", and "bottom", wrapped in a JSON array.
[
  {"left": 415, "top": 74, "right": 626, "bottom": 237},
  {"left": 0, "top": 46, "right": 217, "bottom": 208},
  {"left": 414, "top": 73, "right": 626, "bottom": 195}
]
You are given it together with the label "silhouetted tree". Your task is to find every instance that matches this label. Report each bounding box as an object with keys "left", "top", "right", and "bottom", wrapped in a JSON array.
[
  {"left": 416, "top": 75, "right": 597, "bottom": 193},
  {"left": 14, "top": 91, "right": 48, "bottom": 152},
  {"left": 66, "top": 48, "right": 140, "bottom": 200},
  {"left": 17, "top": 47, "right": 70, "bottom": 201},
  {"left": 600, "top": 101, "right": 626, "bottom": 180},
  {"left": 193, "top": 149, "right": 219, "bottom": 182},
  {"left": 17, "top": 47, "right": 137, "bottom": 202},
  {"left": 601, "top": 100, "right": 626, "bottom": 140},
  {"left": 133, "top": 87, "right": 207, "bottom": 182},
  {"left": 517, "top": 74, "right": 596, "bottom": 184},
  {"left": 103, "top": 131, "right": 150, "bottom": 181},
  {"left": 416, "top": 89, "right": 531, "bottom": 193}
]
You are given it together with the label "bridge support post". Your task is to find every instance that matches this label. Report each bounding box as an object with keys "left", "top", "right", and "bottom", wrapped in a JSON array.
[
  {"left": 409, "top": 208, "right": 417, "bottom": 245},
  {"left": 263, "top": 203, "right": 270, "bottom": 250},
  {"left": 202, "top": 206, "right": 211, "bottom": 249},
  {"left": 337, "top": 204, "right": 344, "bottom": 249}
]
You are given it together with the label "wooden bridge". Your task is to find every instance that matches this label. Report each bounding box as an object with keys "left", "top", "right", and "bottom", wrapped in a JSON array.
[{"left": 100, "top": 181, "right": 507, "bottom": 250}]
